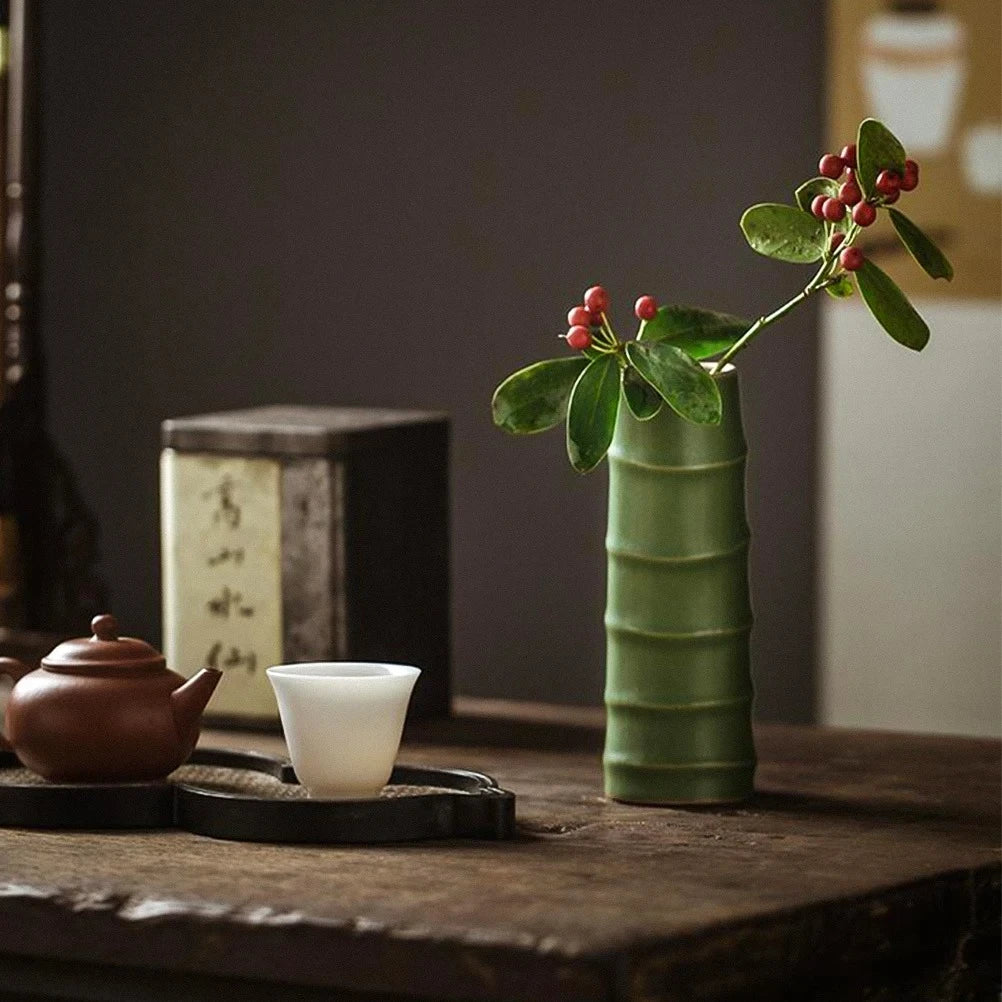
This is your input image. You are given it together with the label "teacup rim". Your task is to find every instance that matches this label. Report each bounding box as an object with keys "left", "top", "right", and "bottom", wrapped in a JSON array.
[{"left": 266, "top": 661, "right": 421, "bottom": 681}]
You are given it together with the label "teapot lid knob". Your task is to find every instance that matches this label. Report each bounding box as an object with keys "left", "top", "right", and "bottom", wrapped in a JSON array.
[
  {"left": 43, "top": 613, "right": 163, "bottom": 672},
  {"left": 91, "top": 614, "right": 119, "bottom": 641}
]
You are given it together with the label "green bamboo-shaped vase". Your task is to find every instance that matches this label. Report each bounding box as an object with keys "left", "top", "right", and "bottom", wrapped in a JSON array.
[{"left": 604, "top": 366, "right": 755, "bottom": 804}]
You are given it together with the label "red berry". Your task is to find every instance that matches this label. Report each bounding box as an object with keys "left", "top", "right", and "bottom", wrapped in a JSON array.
[
  {"left": 583, "top": 285, "right": 609, "bottom": 315},
  {"left": 822, "top": 197, "right": 846, "bottom": 222},
  {"left": 882, "top": 188, "right": 900, "bottom": 205},
  {"left": 875, "top": 169, "right": 900, "bottom": 195},
  {"left": 852, "top": 201, "right": 877, "bottom": 227},
  {"left": 840, "top": 247, "right": 864, "bottom": 272},
  {"left": 900, "top": 159, "right": 919, "bottom": 191},
  {"left": 566, "top": 325, "right": 592, "bottom": 350},
  {"left": 819, "top": 153, "right": 845, "bottom": 179},
  {"left": 829, "top": 231, "right": 845, "bottom": 253},
  {"left": 810, "top": 194, "right": 827, "bottom": 219},
  {"left": 634, "top": 295, "right": 658, "bottom": 321},
  {"left": 567, "top": 306, "right": 594, "bottom": 328},
  {"left": 838, "top": 179, "right": 862, "bottom": 206},
  {"left": 840, "top": 144, "right": 857, "bottom": 168}
]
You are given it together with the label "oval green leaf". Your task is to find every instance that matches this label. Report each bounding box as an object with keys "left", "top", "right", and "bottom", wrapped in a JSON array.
[
  {"left": 856, "top": 118, "right": 906, "bottom": 200},
  {"left": 856, "top": 258, "right": 929, "bottom": 351},
  {"left": 625, "top": 341, "right": 721, "bottom": 425},
  {"left": 794, "top": 179, "right": 848, "bottom": 234},
  {"left": 825, "top": 274, "right": 855, "bottom": 299},
  {"left": 740, "top": 203, "right": 825, "bottom": 263},
  {"left": 888, "top": 208, "right": 954, "bottom": 281},
  {"left": 566, "top": 354, "right": 621, "bottom": 472},
  {"left": 794, "top": 176, "right": 838, "bottom": 214},
  {"left": 639, "top": 304, "right": 750, "bottom": 359},
  {"left": 492, "top": 356, "right": 589, "bottom": 434},
  {"left": 622, "top": 364, "right": 662, "bottom": 421}
]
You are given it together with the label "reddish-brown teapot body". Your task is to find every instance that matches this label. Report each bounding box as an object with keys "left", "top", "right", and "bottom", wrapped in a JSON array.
[{"left": 0, "top": 615, "right": 221, "bottom": 783}]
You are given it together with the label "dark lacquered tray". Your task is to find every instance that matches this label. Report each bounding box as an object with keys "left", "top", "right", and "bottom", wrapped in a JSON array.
[{"left": 0, "top": 748, "right": 516, "bottom": 843}]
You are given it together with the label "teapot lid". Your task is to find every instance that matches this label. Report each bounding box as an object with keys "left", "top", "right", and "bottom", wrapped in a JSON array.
[{"left": 42, "top": 614, "right": 166, "bottom": 673}]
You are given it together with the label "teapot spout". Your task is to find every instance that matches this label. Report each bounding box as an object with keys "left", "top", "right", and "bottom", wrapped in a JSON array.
[{"left": 170, "top": 668, "right": 222, "bottom": 746}]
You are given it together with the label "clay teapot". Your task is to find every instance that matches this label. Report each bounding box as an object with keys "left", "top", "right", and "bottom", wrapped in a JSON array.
[{"left": 0, "top": 614, "right": 222, "bottom": 782}]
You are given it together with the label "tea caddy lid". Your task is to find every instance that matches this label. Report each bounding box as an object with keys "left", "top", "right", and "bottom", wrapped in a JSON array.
[
  {"left": 161, "top": 405, "right": 449, "bottom": 458},
  {"left": 42, "top": 614, "right": 165, "bottom": 672}
]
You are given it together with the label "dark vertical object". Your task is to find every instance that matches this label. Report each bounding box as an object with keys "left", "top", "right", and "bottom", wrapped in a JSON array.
[
  {"left": 0, "top": 0, "right": 26, "bottom": 627},
  {"left": 341, "top": 423, "right": 450, "bottom": 718},
  {"left": 0, "top": 0, "right": 104, "bottom": 634}
]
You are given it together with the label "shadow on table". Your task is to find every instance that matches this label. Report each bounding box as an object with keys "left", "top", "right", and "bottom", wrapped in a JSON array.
[
  {"left": 749, "top": 789, "right": 995, "bottom": 828},
  {"left": 404, "top": 711, "right": 603, "bottom": 754}
]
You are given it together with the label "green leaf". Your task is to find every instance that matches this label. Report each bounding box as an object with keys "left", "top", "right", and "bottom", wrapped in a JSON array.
[
  {"left": 492, "top": 357, "right": 589, "bottom": 434},
  {"left": 622, "top": 364, "right": 662, "bottom": 421},
  {"left": 566, "top": 354, "right": 620, "bottom": 472},
  {"left": 740, "top": 203, "right": 826, "bottom": 263},
  {"left": 856, "top": 258, "right": 929, "bottom": 351},
  {"left": 795, "top": 176, "right": 838, "bottom": 214},
  {"left": 639, "top": 304, "right": 750, "bottom": 359},
  {"left": 625, "top": 340, "right": 721, "bottom": 425},
  {"left": 825, "top": 274, "right": 855, "bottom": 299},
  {"left": 888, "top": 208, "right": 954, "bottom": 281},
  {"left": 794, "top": 178, "right": 850, "bottom": 235},
  {"left": 856, "top": 118, "right": 906, "bottom": 200}
]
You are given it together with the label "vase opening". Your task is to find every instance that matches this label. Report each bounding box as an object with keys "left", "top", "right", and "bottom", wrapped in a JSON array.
[{"left": 701, "top": 361, "right": 736, "bottom": 376}]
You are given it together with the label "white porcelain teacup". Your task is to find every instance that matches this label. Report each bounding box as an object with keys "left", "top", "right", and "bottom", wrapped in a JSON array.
[{"left": 266, "top": 662, "right": 420, "bottom": 799}]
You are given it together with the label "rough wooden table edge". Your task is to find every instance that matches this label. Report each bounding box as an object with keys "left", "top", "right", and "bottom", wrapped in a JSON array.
[
  {"left": 0, "top": 862, "right": 998, "bottom": 1001},
  {"left": 1, "top": 706, "right": 999, "bottom": 1001}
]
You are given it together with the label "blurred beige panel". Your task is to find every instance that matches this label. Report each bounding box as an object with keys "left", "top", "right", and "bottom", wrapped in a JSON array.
[
  {"left": 819, "top": 300, "right": 1000, "bottom": 736},
  {"left": 822, "top": 0, "right": 1000, "bottom": 736},
  {"left": 829, "top": 0, "right": 1000, "bottom": 299}
]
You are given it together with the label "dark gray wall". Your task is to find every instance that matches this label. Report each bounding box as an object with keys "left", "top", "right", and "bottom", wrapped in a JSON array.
[{"left": 38, "top": 0, "right": 823, "bottom": 719}]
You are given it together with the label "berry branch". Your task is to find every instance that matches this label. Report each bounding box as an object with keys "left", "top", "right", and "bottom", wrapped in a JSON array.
[
  {"left": 492, "top": 119, "right": 953, "bottom": 474},
  {"left": 714, "top": 138, "right": 918, "bottom": 373}
]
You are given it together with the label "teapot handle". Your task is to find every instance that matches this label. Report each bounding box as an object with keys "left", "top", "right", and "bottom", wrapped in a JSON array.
[{"left": 0, "top": 657, "right": 31, "bottom": 752}]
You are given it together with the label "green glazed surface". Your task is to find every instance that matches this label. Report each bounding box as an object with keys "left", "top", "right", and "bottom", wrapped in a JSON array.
[{"left": 604, "top": 368, "right": 755, "bottom": 804}]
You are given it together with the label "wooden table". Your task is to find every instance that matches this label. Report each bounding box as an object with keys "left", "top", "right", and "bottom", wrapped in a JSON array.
[{"left": 0, "top": 700, "right": 998, "bottom": 1001}]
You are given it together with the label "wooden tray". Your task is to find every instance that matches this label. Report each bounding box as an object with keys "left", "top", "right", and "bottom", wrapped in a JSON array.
[{"left": 0, "top": 748, "right": 515, "bottom": 843}]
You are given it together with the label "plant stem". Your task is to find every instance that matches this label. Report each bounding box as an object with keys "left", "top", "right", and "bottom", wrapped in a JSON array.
[
  {"left": 712, "top": 221, "right": 863, "bottom": 373},
  {"left": 590, "top": 330, "right": 614, "bottom": 351},
  {"left": 598, "top": 311, "right": 619, "bottom": 349},
  {"left": 712, "top": 263, "right": 824, "bottom": 372}
]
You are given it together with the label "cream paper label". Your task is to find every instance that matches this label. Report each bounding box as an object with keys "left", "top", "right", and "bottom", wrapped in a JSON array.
[{"left": 161, "top": 449, "right": 283, "bottom": 719}]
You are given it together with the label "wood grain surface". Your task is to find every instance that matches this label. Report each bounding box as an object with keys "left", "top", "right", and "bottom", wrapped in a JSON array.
[{"left": 0, "top": 701, "right": 998, "bottom": 1001}]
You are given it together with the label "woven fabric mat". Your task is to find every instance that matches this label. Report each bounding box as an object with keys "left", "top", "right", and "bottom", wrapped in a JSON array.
[
  {"left": 0, "top": 764, "right": 466, "bottom": 800},
  {"left": 172, "top": 765, "right": 467, "bottom": 800}
]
